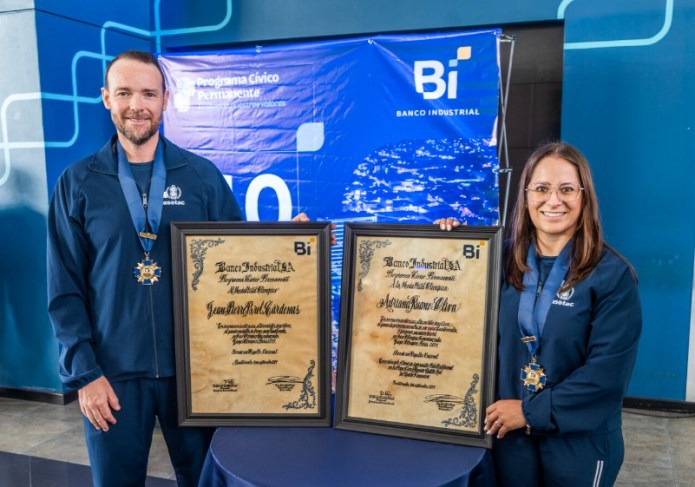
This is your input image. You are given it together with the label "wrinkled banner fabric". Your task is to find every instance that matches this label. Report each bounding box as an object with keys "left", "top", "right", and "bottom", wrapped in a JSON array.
[{"left": 159, "top": 28, "right": 501, "bottom": 372}]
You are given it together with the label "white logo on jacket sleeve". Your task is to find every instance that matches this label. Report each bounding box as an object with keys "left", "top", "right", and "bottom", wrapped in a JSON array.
[{"left": 163, "top": 185, "right": 186, "bottom": 206}]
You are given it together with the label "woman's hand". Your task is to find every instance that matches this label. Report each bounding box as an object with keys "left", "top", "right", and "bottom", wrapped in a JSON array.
[
  {"left": 434, "top": 217, "right": 461, "bottom": 231},
  {"left": 291, "top": 213, "right": 337, "bottom": 246},
  {"left": 484, "top": 400, "right": 527, "bottom": 438}
]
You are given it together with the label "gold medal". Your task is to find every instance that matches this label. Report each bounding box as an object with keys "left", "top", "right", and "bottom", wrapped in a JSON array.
[
  {"left": 521, "top": 358, "right": 547, "bottom": 393},
  {"left": 134, "top": 256, "right": 161, "bottom": 285}
]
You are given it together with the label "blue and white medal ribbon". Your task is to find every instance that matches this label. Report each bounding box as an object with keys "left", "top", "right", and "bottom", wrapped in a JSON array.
[
  {"left": 117, "top": 140, "right": 166, "bottom": 285},
  {"left": 517, "top": 240, "right": 571, "bottom": 392}
]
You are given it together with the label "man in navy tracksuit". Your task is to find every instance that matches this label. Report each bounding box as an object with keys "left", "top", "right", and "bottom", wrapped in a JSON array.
[{"left": 48, "top": 50, "right": 243, "bottom": 486}]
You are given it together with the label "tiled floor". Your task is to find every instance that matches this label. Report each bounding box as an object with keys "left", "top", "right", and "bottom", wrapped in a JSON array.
[
  {"left": 0, "top": 396, "right": 693, "bottom": 486},
  {"left": 0, "top": 397, "right": 176, "bottom": 485},
  {"left": 618, "top": 408, "right": 695, "bottom": 486}
]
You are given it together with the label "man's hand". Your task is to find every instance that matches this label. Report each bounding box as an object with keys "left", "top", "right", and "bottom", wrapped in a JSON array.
[
  {"left": 78, "top": 376, "right": 121, "bottom": 431},
  {"left": 484, "top": 399, "right": 527, "bottom": 439},
  {"left": 434, "top": 217, "right": 461, "bottom": 231}
]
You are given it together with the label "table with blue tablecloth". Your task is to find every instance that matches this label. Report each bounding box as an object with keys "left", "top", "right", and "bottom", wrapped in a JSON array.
[{"left": 199, "top": 426, "right": 494, "bottom": 486}]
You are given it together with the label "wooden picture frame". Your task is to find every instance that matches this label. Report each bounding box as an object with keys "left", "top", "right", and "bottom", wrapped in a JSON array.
[
  {"left": 171, "top": 222, "right": 332, "bottom": 427},
  {"left": 334, "top": 223, "right": 502, "bottom": 447}
]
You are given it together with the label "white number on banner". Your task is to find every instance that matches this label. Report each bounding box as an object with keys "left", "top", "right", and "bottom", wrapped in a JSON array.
[{"left": 244, "top": 173, "right": 293, "bottom": 221}]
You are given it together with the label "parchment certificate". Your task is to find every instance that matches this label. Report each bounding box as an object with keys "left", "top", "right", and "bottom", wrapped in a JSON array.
[
  {"left": 335, "top": 223, "right": 502, "bottom": 447},
  {"left": 172, "top": 222, "right": 331, "bottom": 427}
]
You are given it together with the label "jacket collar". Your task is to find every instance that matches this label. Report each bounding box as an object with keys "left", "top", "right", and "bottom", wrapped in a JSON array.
[{"left": 87, "top": 134, "right": 189, "bottom": 175}]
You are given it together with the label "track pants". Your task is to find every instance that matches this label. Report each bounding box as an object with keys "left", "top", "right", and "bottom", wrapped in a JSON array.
[
  {"left": 83, "top": 377, "right": 214, "bottom": 487},
  {"left": 492, "top": 428, "right": 624, "bottom": 487}
]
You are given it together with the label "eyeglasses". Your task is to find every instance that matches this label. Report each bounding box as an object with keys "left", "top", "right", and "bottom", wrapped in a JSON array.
[{"left": 525, "top": 183, "right": 584, "bottom": 202}]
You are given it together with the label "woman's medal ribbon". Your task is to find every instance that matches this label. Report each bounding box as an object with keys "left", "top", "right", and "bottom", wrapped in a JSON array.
[{"left": 517, "top": 240, "right": 571, "bottom": 392}]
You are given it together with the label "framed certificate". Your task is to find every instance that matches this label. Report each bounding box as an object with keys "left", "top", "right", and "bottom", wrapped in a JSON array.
[
  {"left": 334, "top": 223, "right": 502, "bottom": 447},
  {"left": 171, "top": 222, "right": 332, "bottom": 427}
]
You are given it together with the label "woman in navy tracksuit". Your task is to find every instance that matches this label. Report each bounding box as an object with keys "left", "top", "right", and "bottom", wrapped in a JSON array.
[{"left": 439, "top": 142, "right": 641, "bottom": 486}]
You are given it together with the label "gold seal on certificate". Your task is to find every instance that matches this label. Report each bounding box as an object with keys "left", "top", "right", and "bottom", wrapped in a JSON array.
[
  {"left": 170, "top": 222, "right": 332, "bottom": 427},
  {"left": 335, "top": 223, "right": 503, "bottom": 448}
]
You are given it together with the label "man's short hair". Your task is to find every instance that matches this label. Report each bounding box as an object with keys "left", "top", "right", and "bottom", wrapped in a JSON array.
[{"left": 104, "top": 50, "right": 167, "bottom": 92}]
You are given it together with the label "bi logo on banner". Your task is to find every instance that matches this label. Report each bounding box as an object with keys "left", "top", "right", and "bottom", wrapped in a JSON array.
[{"left": 413, "top": 46, "right": 472, "bottom": 100}]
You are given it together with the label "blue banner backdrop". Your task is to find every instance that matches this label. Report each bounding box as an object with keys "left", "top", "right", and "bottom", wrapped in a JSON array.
[{"left": 159, "top": 28, "right": 501, "bottom": 377}]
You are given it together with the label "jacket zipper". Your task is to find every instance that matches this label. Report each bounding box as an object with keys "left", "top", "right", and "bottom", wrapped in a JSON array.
[
  {"left": 148, "top": 286, "right": 160, "bottom": 378},
  {"left": 143, "top": 191, "right": 160, "bottom": 378}
]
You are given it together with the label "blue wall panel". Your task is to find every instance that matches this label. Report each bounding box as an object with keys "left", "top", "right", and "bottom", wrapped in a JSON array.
[
  {"left": 157, "top": 0, "right": 563, "bottom": 49},
  {"left": 0, "top": 7, "right": 58, "bottom": 392},
  {"left": 561, "top": 0, "right": 695, "bottom": 399},
  {"left": 35, "top": 7, "right": 152, "bottom": 194},
  {"left": 33, "top": 0, "right": 150, "bottom": 32},
  {"left": 0, "top": 4, "right": 153, "bottom": 394}
]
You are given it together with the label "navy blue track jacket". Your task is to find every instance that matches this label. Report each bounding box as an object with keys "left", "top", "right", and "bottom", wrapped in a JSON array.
[
  {"left": 47, "top": 135, "right": 243, "bottom": 389},
  {"left": 497, "top": 247, "right": 642, "bottom": 436}
]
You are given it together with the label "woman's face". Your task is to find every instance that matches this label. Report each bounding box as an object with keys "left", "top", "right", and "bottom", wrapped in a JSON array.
[{"left": 526, "top": 155, "right": 583, "bottom": 252}]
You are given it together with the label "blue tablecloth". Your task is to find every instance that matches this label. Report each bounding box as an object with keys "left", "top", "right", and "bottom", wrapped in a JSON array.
[{"left": 199, "top": 427, "right": 495, "bottom": 487}]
